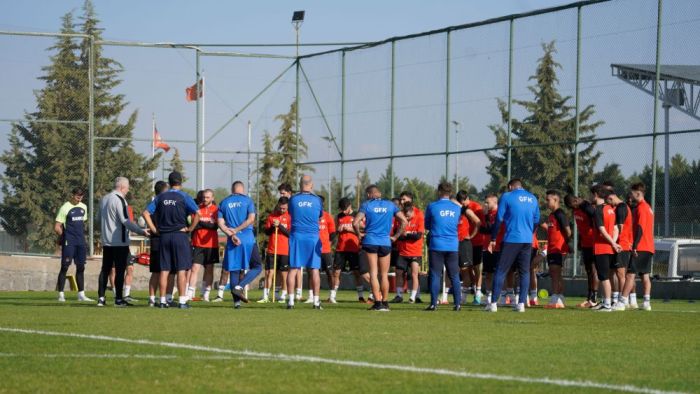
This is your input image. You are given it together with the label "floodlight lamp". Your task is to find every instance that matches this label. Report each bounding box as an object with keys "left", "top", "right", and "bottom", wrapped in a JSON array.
[{"left": 292, "top": 11, "right": 305, "bottom": 23}]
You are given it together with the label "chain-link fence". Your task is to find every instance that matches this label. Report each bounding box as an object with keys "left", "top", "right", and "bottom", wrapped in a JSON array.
[{"left": 1, "top": 0, "right": 698, "bottom": 261}]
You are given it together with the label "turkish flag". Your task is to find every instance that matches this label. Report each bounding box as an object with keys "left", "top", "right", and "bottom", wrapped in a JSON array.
[
  {"left": 185, "top": 79, "right": 203, "bottom": 102},
  {"left": 153, "top": 127, "right": 170, "bottom": 152}
]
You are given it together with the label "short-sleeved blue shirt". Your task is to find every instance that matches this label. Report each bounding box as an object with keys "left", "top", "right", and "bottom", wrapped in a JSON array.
[
  {"left": 359, "top": 199, "right": 399, "bottom": 247},
  {"left": 424, "top": 198, "right": 460, "bottom": 252},
  {"left": 151, "top": 189, "right": 199, "bottom": 233},
  {"left": 218, "top": 193, "right": 256, "bottom": 237},
  {"left": 288, "top": 192, "right": 323, "bottom": 236}
]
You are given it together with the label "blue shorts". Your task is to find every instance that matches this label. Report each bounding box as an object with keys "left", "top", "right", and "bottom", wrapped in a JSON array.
[
  {"left": 61, "top": 244, "right": 87, "bottom": 267},
  {"left": 159, "top": 232, "right": 193, "bottom": 272},
  {"left": 362, "top": 244, "right": 392, "bottom": 257},
  {"left": 223, "top": 240, "right": 261, "bottom": 271},
  {"left": 289, "top": 234, "right": 322, "bottom": 269}
]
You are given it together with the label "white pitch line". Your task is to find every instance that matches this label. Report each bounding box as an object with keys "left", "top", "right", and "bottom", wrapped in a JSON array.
[
  {"left": 0, "top": 352, "right": 265, "bottom": 361},
  {"left": 0, "top": 327, "right": 688, "bottom": 394}
]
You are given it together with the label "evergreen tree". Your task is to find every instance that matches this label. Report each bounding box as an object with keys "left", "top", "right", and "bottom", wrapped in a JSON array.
[
  {"left": 485, "top": 41, "right": 603, "bottom": 199},
  {"left": 376, "top": 164, "right": 405, "bottom": 200},
  {"left": 0, "top": 2, "right": 158, "bottom": 253},
  {"left": 256, "top": 131, "right": 278, "bottom": 220},
  {"left": 169, "top": 148, "right": 186, "bottom": 183},
  {"left": 77, "top": 0, "right": 159, "bottom": 243},
  {"left": 275, "top": 101, "right": 312, "bottom": 187}
]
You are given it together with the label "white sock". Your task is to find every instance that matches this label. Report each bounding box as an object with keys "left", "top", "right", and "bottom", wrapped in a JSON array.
[
  {"left": 643, "top": 295, "right": 650, "bottom": 302},
  {"left": 396, "top": 287, "right": 403, "bottom": 297},
  {"left": 630, "top": 293, "right": 638, "bottom": 304},
  {"left": 124, "top": 285, "right": 131, "bottom": 297},
  {"left": 160, "top": 296, "right": 166, "bottom": 304},
  {"left": 330, "top": 289, "right": 337, "bottom": 299},
  {"left": 604, "top": 298, "right": 611, "bottom": 307},
  {"left": 296, "top": 288, "right": 302, "bottom": 299},
  {"left": 203, "top": 289, "right": 210, "bottom": 301},
  {"left": 313, "top": 295, "right": 320, "bottom": 306},
  {"left": 78, "top": 290, "right": 85, "bottom": 297},
  {"left": 308, "top": 289, "right": 314, "bottom": 298},
  {"left": 621, "top": 296, "right": 629, "bottom": 305},
  {"left": 529, "top": 290, "right": 537, "bottom": 299},
  {"left": 179, "top": 296, "right": 187, "bottom": 305},
  {"left": 288, "top": 296, "right": 295, "bottom": 306},
  {"left": 218, "top": 285, "right": 225, "bottom": 298},
  {"left": 149, "top": 295, "right": 155, "bottom": 303},
  {"left": 59, "top": 291, "right": 65, "bottom": 297},
  {"left": 410, "top": 290, "right": 417, "bottom": 300},
  {"left": 476, "top": 287, "right": 482, "bottom": 296},
  {"left": 281, "top": 290, "right": 288, "bottom": 300},
  {"left": 263, "top": 288, "right": 270, "bottom": 299},
  {"left": 613, "top": 292, "right": 619, "bottom": 303}
]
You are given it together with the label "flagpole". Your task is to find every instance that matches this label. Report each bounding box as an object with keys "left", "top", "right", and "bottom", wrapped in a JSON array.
[
  {"left": 152, "top": 113, "right": 156, "bottom": 189},
  {"left": 201, "top": 75, "right": 206, "bottom": 188}
]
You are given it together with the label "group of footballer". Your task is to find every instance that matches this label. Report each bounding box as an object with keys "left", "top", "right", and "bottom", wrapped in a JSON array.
[{"left": 54, "top": 171, "right": 655, "bottom": 312}]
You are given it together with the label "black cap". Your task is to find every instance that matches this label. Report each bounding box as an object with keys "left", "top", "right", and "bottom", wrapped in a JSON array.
[{"left": 168, "top": 171, "right": 183, "bottom": 186}]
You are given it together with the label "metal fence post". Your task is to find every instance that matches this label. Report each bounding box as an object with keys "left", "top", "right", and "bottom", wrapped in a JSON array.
[
  {"left": 572, "top": 5, "right": 582, "bottom": 277},
  {"left": 650, "top": 0, "right": 663, "bottom": 217},
  {"left": 390, "top": 40, "right": 396, "bottom": 197},
  {"left": 340, "top": 51, "right": 346, "bottom": 197},
  {"left": 195, "top": 49, "right": 202, "bottom": 191},
  {"left": 445, "top": 30, "right": 451, "bottom": 182},
  {"left": 507, "top": 18, "right": 514, "bottom": 180},
  {"left": 88, "top": 35, "right": 95, "bottom": 256}
]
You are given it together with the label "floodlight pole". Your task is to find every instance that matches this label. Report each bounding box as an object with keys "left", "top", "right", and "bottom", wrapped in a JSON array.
[
  {"left": 340, "top": 50, "right": 346, "bottom": 197},
  {"left": 452, "top": 121, "right": 461, "bottom": 191},
  {"left": 196, "top": 49, "right": 202, "bottom": 191},
  {"left": 445, "top": 30, "right": 452, "bottom": 184},
  {"left": 294, "top": 19, "right": 302, "bottom": 167},
  {"left": 650, "top": 0, "right": 663, "bottom": 233},
  {"left": 248, "top": 120, "right": 252, "bottom": 192}
]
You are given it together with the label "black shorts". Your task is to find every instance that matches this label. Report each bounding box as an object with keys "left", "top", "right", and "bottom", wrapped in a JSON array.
[
  {"left": 483, "top": 251, "right": 497, "bottom": 273},
  {"left": 547, "top": 253, "right": 564, "bottom": 266},
  {"left": 629, "top": 251, "right": 653, "bottom": 274},
  {"left": 390, "top": 248, "right": 399, "bottom": 267},
  {"left": 265, "top": 253, "right": 289, "bottom": 271},
  {"left": 160, "top": 232, "right": 193, "bottom": 272},
  {"left": 333, "top": 251, "right": 359, "bottom": 272},
  {"left": 472, "top": 245, "right": 483, "bottom": 265},
  {"left": 396, "top": 255, "right": 422, "bottom": 272},
  {"left": 612, "top": 251, "right": 631, "bottom": 270},
  {"left": 193, "top": 246, "right": 220, "bottom": 265},
  {"left": 362, "top": 244, "right": 392, "bottom": 257},
  {"left": 357, "top": 250, "right": 370, "bottom": 274},
  {"left": 61, "top": 244, "right": 87, "bottom": 267},
  {"left": 458, "top": 239, "right": 473, "bottom": 268},
  {"left": 594, "top": 254, "right": 613, "bottom": 281},
  {"left": 320, "top": 253, "right": 333, "bottom": 272},
  {"left": 581, "top": 247, "right": 595, "bottom": 268}
]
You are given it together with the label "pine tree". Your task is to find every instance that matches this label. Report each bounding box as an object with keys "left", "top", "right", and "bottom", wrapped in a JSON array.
[
  {"left": 169, "top": 148, "right": 186, "bottom": 183},
  {"left": 0, "top": 2, "right": 158, "bottom": 252},
  {"left": 256, "top": 131, "right": 278, "bottom": 218},
  {"left": 376, "top": 164, "right": 405, "bottom": 200},
  {"left": 275, "top": 101, "right": 312, "bottom": 187},
  {"left": 0, "top": 12, "right": 87, "bottom": 252},
  {"left": 485, "top": 41, "right": 603, "bottom": 199},
  {"left": 77, "top": 0, "right": 159, "bottom": 241}
]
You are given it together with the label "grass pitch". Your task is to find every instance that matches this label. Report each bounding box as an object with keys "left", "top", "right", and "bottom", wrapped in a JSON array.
[{"left": 0, "top": 290, "right": 698, "bottom": 393}]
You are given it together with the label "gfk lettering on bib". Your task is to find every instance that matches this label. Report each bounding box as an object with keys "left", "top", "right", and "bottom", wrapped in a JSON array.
[
  {"left": 373, "top": 207, "right": 388, "bottom": 213},
  {"left": 518, "top": 196, "right": 534, "bottom": 203},
  {"left": 228, "top": 202, "right": 242, "bottom": 208},
  {"left": 298, "top": 201, "right": 313, "bottom": 207},
  {"left": 164, "top": 200, "right": 177, "bottom": 206},
  {"left": 439, "top": 210, "right": 456, "bottom": 217}
]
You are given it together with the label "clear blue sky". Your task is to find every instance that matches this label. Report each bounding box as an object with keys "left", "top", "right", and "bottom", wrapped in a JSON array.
[{"left": 1, "top": 0, "right": 698, "bottom": 193}]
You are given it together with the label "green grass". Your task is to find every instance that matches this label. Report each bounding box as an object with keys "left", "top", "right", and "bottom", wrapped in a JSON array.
[{"left": 0, "top": 290, "right": 698, "bottom": 393}]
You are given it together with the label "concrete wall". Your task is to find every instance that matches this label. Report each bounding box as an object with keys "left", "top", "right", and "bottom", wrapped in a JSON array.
[{"left": 1, "top": 254, "right": 698, "bottom": 300}]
